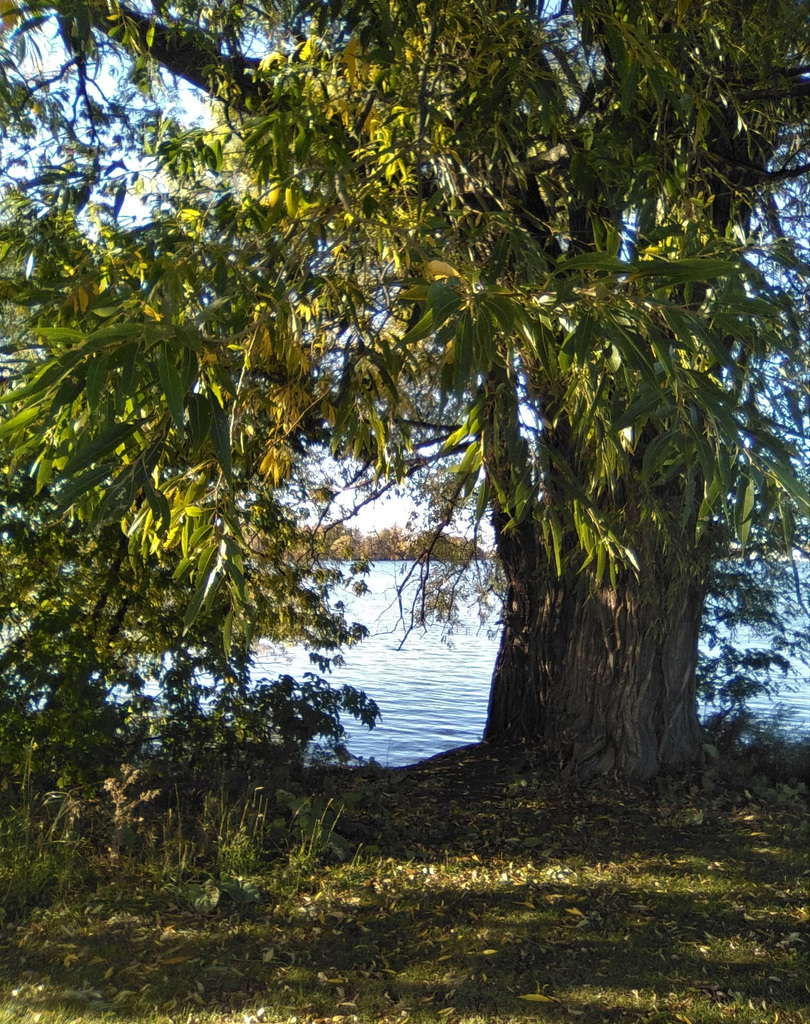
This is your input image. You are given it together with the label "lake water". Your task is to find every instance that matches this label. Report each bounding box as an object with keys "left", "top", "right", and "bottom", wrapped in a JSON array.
[{"left": 253, "top": 561, "right": 810, "bottom": 767}]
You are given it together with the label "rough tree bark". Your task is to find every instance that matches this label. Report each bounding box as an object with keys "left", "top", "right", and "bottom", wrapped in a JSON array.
[{"left": 483, "top": 511, "right": 708, "bottom": 780}]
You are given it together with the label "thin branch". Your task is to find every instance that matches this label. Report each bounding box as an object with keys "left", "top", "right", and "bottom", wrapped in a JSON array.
[
  {"left": 394, "top": 474, "right": 468, "bottom": 643},
  {"left": 737, "top": 79, "right": 810, "bottom": 101},
  {"left": 707, "top": 150, "right": 810, "bottom": 184}
]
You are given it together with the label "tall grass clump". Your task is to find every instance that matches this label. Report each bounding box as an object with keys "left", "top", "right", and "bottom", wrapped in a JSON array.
[{"left": 0, "top": 751, "right": 91, "bottom": 923}]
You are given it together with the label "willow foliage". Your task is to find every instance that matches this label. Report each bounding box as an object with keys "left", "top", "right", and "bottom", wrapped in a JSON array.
[{"left": 1, "top": 0, "right": 808, "bottom": 632}]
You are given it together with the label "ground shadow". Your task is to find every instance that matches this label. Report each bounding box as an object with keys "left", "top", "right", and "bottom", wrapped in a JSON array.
[{"left": 1, "top": 743, "right": 807, "bottom": 1023}]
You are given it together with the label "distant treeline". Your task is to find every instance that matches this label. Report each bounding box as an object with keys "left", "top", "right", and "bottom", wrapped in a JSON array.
[{"left": 316, "top": 524, "right": 491, "bottom": 563}]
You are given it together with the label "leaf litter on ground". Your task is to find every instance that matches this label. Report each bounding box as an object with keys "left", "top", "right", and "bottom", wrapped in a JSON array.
[{"left": 1, "top": 743, "right": 808, "bottom": 1024}]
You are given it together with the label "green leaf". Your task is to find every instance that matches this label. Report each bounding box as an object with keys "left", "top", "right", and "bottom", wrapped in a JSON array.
[
  {"left": 0, "top": 351, "right": 85, "bottom": 404},
  {"left": 156, "top": 344, "right": 185, "bottom": 429},
  {"left": 34, "top": 455, "right": 52, "bottom": 493},
  {"left": 399, "top": 309, "right": 434, "bottom": 346},
  {"left": 550, "top": 517, "right": 563, "bottom": 576},
  {"left": 85, "top": 323, "right": 147, "bottom": 346},
  {"left": 202, "top": 566, "right": 223, "bottom": 613},
  {"left": 735, "top": 474, "right": 755, "bottom": 549},
  {"left": 62, "top": 422, "right": 138, "bottom": 477},
  {"left": 634, "top": 256, "right": 736, "bottom": 283},
  {"left": 398, "top": 284, "right": 429, "bottom": 301},
  {"left": 219, "top": 875, "right": 260, "bottom": 904},
  {"left": 85, "top": 355, "right": 108, "bottom": 410},
  {"left": 614, "top": 389, "right": 665, "bottom": 432},
  {"left": 189, "top": 522, "right": 215, "bottom": 550},
  {"left": 571, "top": 313, "right": 596, "bottom": 364},
  {"left": 0, "top": 405, "right": 42, "bottom": 440},
  {"left": 560, "top": 253, "right": 634, "bottom": 274},
  {"left": 186, "top": 880, "right": 220, "bottom": 914},
  {"left": 173, "top": 324, "right": 204, "bottom": 352},
  {"left": 595, "top": 542, "right": 606, "bottom": 583},
  {"left": 184, "top": 544, "right": 218, "bottom": 629},
  {"left": 472, "top": 308, "right": 494, "bottom": 364},
  {"left": 475, "top": 475, "right": 490, "bottom": 523},
  {"left": 482, "top": 293, "right": 515, "bottom": 336},
  {"left": 426, "top": 279, "right": 463, "bottom": 328},
  {"left": 92, "top": 464, "right": 140, "bottom": 527},
  {"left": 452, "top": 310, "right": 474, "bottom": 395},
  {"left": 681, "top": 469, "right": 698, "bottom": 531},
  {"left": 641, "top": 430, "right": 678, "bottom": 484},
  {"left": 54, "top": 465, "right": 112, "bottom": 509},
  {"left": 142, "top": 478, "right": 172, "bottom": 534},
  {"left": 455, "top": 439, "right": 483, "bottom": 476},
  {"left": 222, "top": 607, "right": 234, "bottom": 657},
  {"left": 119, "top": 343, "right": 139, "bottom": 396},
  {"left": 662, "top": 305, "right": 731, "bottom": 368},
  {"left": 186, "top": 393, "right": 212, "bottom": 451},
  {"left": 36, "top": 327, "right": 85, "bottom": 344},
  {"left": 208, "top": 396, "right": 233, "bottom": 486}
]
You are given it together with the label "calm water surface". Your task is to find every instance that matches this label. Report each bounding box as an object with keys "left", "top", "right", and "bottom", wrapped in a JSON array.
[{"left": 253, "top": 561, "right": 810, "bottom": 767}]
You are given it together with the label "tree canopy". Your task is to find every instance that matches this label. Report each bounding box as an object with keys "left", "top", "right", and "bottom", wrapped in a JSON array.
[{"left": 1, "top": 0, "right": 809, "bottom": 778}]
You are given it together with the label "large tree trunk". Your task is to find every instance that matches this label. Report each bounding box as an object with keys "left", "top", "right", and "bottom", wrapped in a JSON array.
[{"left": 483, "top": 515, "right": 707, "bottom": 780}]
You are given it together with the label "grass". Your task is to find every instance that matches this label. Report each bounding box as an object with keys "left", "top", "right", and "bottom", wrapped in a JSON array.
[{"left": 0, "top": 743, "right": 808, "bottom": 1024}]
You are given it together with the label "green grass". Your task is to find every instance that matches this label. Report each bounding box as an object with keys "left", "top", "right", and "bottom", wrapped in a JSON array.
[{"left": 1, "top": 746, "right": 808, "bottom": 1024}]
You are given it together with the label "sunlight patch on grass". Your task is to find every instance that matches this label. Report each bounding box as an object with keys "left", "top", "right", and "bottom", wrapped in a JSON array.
[{"left": 2, "top": 754, "right": 808, "bottom": 1024}]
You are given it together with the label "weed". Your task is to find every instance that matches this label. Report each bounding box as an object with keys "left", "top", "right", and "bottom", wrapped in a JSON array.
[
  {"left": 274, "top": 790, "right": 352, "bottom": 873},
  {"left": 102, "top": 764, "right": 160, "bottom": 861},
  {"left": 201, "top": 785, "right": 270, "bottom": 876}
]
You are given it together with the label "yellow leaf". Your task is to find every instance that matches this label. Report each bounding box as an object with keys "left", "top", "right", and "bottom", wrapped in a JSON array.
[
  {"left": 103, "top": 966, "right": 115, "bottom": 980},
  {"left": 518, "top": 993, "right": 557, "bottom": 1003},
  {"left": 77, "top": 286, "right": 90, "bottom": 313},
  {"left": 300, "top": 35, "right": 316, "bottom": 61},
  {"left": 260, "top": 445, "right": 292, "bottom": 485},
  {"left": 424, "top": 259, "right": 459, "bottom": 280},
  {"left": 481, "top": 948, "right": 498, "bottom": 955},
  {"left": 0, "top": 0, "right": 19, "bottom": 32},
  {"left": 258, "top": 51, "right": 284, "bottom": 72},
  {"left": 344, "top": 37, "right": 358, "bottom": 87},
  {"left": 253, "top": 324, "right": 273, "bottom": 359},
  {"left": 565, "top": 907, "right": 585, "bottom": 917}
]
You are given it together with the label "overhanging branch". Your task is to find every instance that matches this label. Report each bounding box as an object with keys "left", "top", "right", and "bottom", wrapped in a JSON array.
[{"left": 94, "top": 3, "right": 264, "bottom": 107}]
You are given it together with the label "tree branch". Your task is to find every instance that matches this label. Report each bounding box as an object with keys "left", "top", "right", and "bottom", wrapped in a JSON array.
[
  {"left": 738, "top": 79, "right": 810, "bottom": 101},
  {"left": 97, "top": 4, "right": 264, "bottom": 106},
  {"left": 707, "top": 150, "right": 810, "bottom": 185}
]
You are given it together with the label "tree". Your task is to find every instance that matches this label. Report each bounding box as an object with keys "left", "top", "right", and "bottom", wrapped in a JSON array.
[
  {"left": 1, "top": 0, "right": 808, "bottom": 779},
  {"left": 0, "top": 447, "right": 377, "bottom": 785}
]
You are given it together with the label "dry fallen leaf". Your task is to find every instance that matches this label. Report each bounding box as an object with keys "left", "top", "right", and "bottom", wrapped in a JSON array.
[{"left": 518, "top": 993, "right": 557, "bottom": 1003}]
